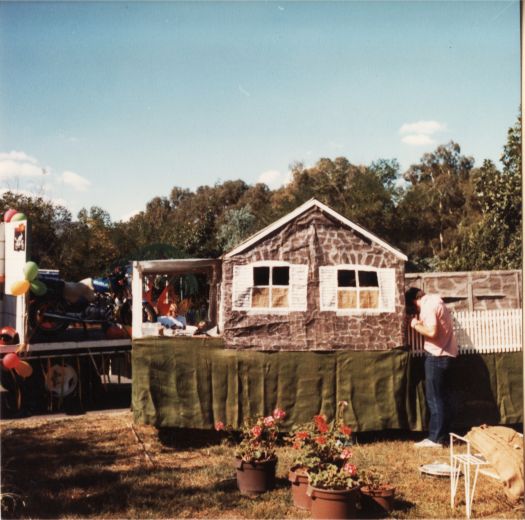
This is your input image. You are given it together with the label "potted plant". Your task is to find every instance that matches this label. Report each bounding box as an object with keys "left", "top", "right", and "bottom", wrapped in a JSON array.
[
  {"left": 215, "top": 407, "right": 286, "bottom": 496},
  {"left": 307, "top": 462, "right": 361, "bottom": 519},
  {"left": 286, "top": 401, "right": 355, "bottom": 511},
  {"left": 360, "top": 467, "right": 396, "bottom": 515}
]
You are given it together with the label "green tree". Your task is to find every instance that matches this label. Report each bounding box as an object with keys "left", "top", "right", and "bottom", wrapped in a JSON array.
[
  {"left": 217, "top": 205, "right": 257, "bottom": 252},
  {"left": 398, "top": 141, "right": 476, "bottom": 269},
  {"left": 441, "top": 114, "right": 522, "bottom": 270}
]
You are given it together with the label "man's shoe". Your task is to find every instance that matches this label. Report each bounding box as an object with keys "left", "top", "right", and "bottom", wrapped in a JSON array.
[{"left": 414, "top": 438, "right": 442, "bottom": 448}]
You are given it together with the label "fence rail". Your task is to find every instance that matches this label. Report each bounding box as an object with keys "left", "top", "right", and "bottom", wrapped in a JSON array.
[{"left": 407, "top": 308, "right": 522, "bottom": 356}]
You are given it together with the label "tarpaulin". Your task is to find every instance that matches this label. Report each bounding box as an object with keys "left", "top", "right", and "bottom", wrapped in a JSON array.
[{"left": 132, "top": 337, "right": 523, "bottom": 431}]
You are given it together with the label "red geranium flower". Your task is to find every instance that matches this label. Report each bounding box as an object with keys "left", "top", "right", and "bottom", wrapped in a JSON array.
[
  {"left": 315, "top": 435, "right": 327, "bottom": 445},
  {"left": 314, "top": 415, "right": 329, "bottom": 433},
  {"left": 296, "top": 431, "right": 310, "bottom": 440},
  {"left": 214, "top": 421, "right": 225, "bottom": 431},
  {"left": 339, "top": 424, "right": 352, "bottom": 436},
  {"left": 251, "top": 425, "right": 262, "bottom": 438}
]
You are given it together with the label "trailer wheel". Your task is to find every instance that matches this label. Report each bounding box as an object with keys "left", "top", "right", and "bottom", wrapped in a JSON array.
[{"left": 29, "top": 299, "right": 69, "bottom": 334}]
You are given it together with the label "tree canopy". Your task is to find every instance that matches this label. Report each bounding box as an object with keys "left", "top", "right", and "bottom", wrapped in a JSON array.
[{"left": 1, "top": 113, "right": 520, "bottom": 280}]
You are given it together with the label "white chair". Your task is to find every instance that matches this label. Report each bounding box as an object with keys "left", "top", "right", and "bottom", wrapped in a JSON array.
[{"left": 450, "top": 432, "right": 500, "bottom": 518}]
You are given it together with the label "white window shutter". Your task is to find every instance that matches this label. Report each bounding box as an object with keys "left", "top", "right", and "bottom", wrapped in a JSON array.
[
  {"left": 378, "top": 268, "right": 396, "bottom": 312},
  {"left": 319, "top": 266, "right": 337, "bottom": 311},
  {"left": 232, "top": 264, "right": 253, "bottom": 310},
  {"left": 289, "top": 264, "right": 308, "bottom": 311}
]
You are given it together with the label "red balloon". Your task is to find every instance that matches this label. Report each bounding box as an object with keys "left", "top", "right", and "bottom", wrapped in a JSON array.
[
  {"left": 2, "top": 353, "right": 21, "bottom": 370},
  {"left": 3, "top": 209, "right": 18, "bottom": 223},
  {"left": 14, "top": 360, "right": 33, "bottom": 378}
]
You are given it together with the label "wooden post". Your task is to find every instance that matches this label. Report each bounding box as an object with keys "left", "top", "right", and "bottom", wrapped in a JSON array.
[
  {"left": 467, "top": 272, "right": 474, "bottom": 312},
  {"left": 132, "top": 262, "right": 143, "bottom": 339}
]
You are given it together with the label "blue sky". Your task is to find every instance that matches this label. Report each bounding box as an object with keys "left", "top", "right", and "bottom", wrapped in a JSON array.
[{"left": 0, "top": 1, "right": 520, "bottom": 222}]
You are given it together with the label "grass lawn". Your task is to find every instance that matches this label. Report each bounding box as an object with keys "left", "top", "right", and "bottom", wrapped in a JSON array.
[{"left": 1, "top": 410, "right": 523, "bottom": 519}]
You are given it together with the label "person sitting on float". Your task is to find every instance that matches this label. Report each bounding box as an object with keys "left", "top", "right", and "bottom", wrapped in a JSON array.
[{"left": 157, "top": 302, "right": 186, "bottom": 330}]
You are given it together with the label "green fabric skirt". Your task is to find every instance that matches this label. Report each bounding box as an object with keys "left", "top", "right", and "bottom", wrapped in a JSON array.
[{"left": 132, "top": 337, "right": 523, "bottom": 431}]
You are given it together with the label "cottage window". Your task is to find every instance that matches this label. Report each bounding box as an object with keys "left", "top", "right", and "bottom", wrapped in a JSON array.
[
  {"left": 252, "top": 266, "right": 290, "bottom": 308},
  {"left": 232, "top": 262, "right": 308, "bottom": 312},
  {"left": 337, "top": 269, "right": 379, "bottom": 310},
  {"left": 320, "top": 265, "right": 396, "bottom": 313}
]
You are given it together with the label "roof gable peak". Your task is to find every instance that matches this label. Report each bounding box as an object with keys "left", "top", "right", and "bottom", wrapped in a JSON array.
[{"left": 224, "top": 198, "right": 407, "bottom": 261}]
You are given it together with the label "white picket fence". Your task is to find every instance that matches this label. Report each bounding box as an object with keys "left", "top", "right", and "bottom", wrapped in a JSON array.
[{"left": 407, "top": 309, "right": 522, "bottom": 356}]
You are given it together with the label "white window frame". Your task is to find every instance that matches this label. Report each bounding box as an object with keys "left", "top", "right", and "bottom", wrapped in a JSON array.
[
  {"left": 319, "top": 264, "right": 396, "bottom": 315},
  {"left": 251, "top": 261, "right": 291, "bottom": 312},
  {"left": 232, "top": 260, "right": 308, "bottom": 314}
]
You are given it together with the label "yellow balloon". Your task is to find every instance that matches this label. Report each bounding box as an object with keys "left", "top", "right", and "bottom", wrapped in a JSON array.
[
  {"left": 11, "top": 279, "right": 30, "bottom": 296},
  {"left": 14, "top": 360, "right": 33, "bottom": 378}
]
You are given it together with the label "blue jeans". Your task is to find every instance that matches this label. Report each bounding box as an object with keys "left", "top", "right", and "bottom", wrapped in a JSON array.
[{"left": 425, "top": 355, "right": 454, "bottom": 444}]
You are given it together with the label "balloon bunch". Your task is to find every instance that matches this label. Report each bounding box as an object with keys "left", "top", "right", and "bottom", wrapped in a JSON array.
[
  {"left": 10, "top": 261, "right": 47, "bottom": 297},
  {"left": 1, "top": 352, "right": 33, "bottom": 378},
  {"left": 3, "top": 208, "right": 27, "bottom": 223}
]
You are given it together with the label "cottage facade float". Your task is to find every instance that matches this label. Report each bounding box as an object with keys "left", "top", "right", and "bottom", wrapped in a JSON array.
[{"left": 220, "top": 199, "right": 407, "bottom": 350}]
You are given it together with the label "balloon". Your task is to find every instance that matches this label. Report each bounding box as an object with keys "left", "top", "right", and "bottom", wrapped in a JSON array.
[
  {"left": 30, "top": 279, "right": 47, "bottom": 296},
  {"left": 14, "top": 360, "right": 33, "bottom": 378},
  {"left": 2, "top": 353, "right": 21, "bottom": 370},
  {"left": 10, "top": 280, "right": 30, "bottom": 296},
  {"left": 3, "top": 209, "right": 18, "bottom": 222},
  {"left": 11, "top": 212, "right": 27, "bottom": 221},
  {"left": 23, "top": 261, "right": 39, "bottom": 281}
]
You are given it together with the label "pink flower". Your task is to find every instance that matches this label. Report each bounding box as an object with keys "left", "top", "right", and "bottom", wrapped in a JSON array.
[
  {"left": 263, "top": 416, "right": 275, "bottom": 427},
  {"left": 214, "top": 421, "right": 224, "bottom": 431},
  {"left": 343, "top": 463, "right": 357, "bottom": 476},
  {"left": 251, "top": 425, "right": 262, "bottom": 438},
  {"left": 340, "top": 448, "right": 353, "bottom": 460},
  {"left": 272, "top": 408, "right": 286, "bottom": 420}
]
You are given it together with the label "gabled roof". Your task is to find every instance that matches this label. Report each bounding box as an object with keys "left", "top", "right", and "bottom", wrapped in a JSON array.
[{"left": 224, "top": 198, "right": 407, "bottom": 261}]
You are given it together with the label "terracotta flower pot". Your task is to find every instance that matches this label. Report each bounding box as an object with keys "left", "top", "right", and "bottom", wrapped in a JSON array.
[
  {"left": 360, "top": 484, "right": 396, "bottom": 514},
  {"left": 235, "top": 457, "right": 277, "bottom": 496},
  {"left": 288, "top": 468, "right": 311, "bottom": 510},
  {"left": 307, "top": 485, "right": 360, "bottom": 519}
]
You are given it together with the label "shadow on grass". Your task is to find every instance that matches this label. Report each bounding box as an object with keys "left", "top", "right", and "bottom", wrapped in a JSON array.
[{"left": 157, "top": 427, "right": 223, "bottom": 449}]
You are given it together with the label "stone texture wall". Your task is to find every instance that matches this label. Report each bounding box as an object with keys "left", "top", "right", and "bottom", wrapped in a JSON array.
[
  {"left": 222, "top": 207, "right": 405, "bottom": 351},
  {"left": 405, "top": 270, "right": 522, "bottom": 311}
]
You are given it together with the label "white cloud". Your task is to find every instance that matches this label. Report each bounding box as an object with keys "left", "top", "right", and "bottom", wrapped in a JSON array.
[
  {"left": 257, "top": 169, "right": 291, "bottom": 189},
  {"left": 61, "top": 170, "right": 91, "bottom": 191},
  {"left": 401, "top": 134, "right": 435, "bottom": 146},
  {"left": 0, "top": 150, "right": 45, "bottom": 180},
  {"left": 119, "top": 209, "right": 141, "bottom": 222},
  {"left": 399, "top": 120, "right": 446, "bottom": 147},
  {"left": 399, "top": 120, "right": 447, "bottom": 135},
  {"left": 0, "top": 151, "right": 38, "bottom": 163}
]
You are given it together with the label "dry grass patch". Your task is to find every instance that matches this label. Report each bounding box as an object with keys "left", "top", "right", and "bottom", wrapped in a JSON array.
[{"left": 1, "top": 411, "right": 522, "bottom": 519}]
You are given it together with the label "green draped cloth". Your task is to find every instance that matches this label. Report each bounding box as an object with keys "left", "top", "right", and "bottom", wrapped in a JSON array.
[{"left": 132, "top": 337, "right": 523, "bottom": 431}]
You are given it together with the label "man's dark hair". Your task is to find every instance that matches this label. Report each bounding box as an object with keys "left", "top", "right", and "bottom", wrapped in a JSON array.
[{"left": 405, "top": 287, "right": 425, "bottom": 312}]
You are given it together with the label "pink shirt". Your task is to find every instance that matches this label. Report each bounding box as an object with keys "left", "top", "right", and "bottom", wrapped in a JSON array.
[{"left": 419, "top": 294, "right": 458, "bottom": 357}]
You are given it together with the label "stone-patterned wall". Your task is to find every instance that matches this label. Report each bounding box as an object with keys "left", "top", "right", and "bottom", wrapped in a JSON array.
[
  {"left": 222, "top": 207, "right": 405, "bottom": 351},
  {"left": 405, "top": 270, "right": 522, "bottom": 311}
]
